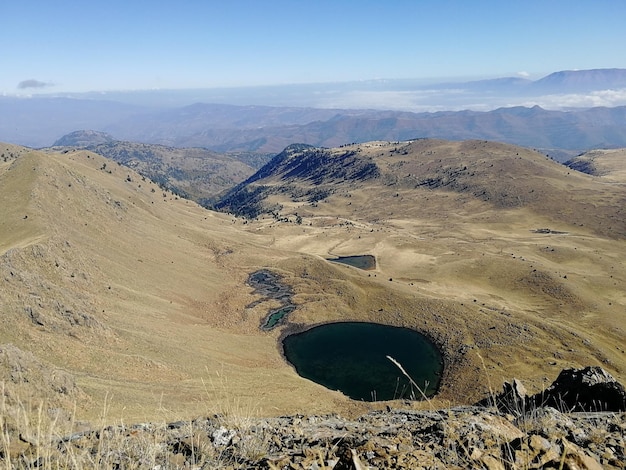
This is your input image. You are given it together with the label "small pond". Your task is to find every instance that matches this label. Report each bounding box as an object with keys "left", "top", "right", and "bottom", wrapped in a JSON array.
[
  {"left": 246, "top": 270, "right": 297, "bottom": 330},
  {"left": 283, "top": 322, "right": 443, "bottom": 401},
  {"left": 329, "top": 255, "right": 376, "bottom": 270}
]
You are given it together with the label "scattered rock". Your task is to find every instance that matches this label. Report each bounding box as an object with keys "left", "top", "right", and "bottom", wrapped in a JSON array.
[
  {"left": 0, "top": 344, "right": 82, "bottom": 399},
  {"left": 2, "top": 367, "right": 623, "bottom": 469},
  {"left": 13, "top": 404, "right": 616, "bottom": 470},
  {"left": 212, "top": 426, "right": 236, "bottom": 447},
  {"left": 478, "top": 366, "right": 626, "bottom": 413},
  {"left": 529, "top": 366, "right": 626, "bottom": 412},
  {"left": 476, "top": 377, "right": 528, "bottom": 415}
]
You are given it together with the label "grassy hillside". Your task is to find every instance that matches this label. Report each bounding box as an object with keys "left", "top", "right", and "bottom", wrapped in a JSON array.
[
  {"left": 216, "top": 139, "right": 626, "bottom": 401},
  {"left": 47, "top": 135, "right": 272, "bottom": 206},
  {"left": 566, "top": 148, "right": 626, "bottom": 182},
  {"left": 1, "top": 140, "right": 625, "bottom": 429},
  {"left": 0, "top": 146, "right": 361, "bottom": 423}
]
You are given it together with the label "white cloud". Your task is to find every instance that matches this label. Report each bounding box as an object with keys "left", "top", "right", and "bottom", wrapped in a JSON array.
[{"left": 523, "top": 89, "right": 626, "bottom": 109}]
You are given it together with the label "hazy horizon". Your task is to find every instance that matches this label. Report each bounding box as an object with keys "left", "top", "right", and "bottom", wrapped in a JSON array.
[
  {"left": 5, "top": 73, "right": 626, "bottom": 113},
  {"left": 2, "top": 0, "right": 624, "bottom": 96}
]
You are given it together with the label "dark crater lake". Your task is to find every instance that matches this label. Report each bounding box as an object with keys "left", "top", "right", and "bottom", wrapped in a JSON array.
[
  {"left": 328, "top": 255, "right": 376, "bottom": 270},
  {"left": 283, "top": 322, "right": 443, "bottom": 401}
]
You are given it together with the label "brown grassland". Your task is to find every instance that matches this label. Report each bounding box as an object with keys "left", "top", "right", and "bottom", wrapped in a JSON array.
[{"left": 0, "top": 139, "right": 624, "bottom": 428}]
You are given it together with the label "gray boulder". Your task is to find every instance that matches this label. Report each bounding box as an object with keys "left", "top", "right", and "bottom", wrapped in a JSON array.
[
  {"left": 530, "top": 366, "right": 626, "bottom": 412},
  {"left": 478, "top": 366, "right": 626, "bottom": 413}
]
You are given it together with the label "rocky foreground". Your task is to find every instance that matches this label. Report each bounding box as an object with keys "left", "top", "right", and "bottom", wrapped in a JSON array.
[{"left": 2, "top": 367, "right": 625, "bottom": 469}]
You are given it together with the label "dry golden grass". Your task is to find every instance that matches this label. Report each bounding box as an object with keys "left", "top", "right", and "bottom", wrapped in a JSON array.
[
  {"left": 229, "top": 139, "right": 626, "bottom": 403},
  {"left": 0, "top": 147, "right": 352, "bottom": 423},
  {"left": 0, "top": 139, "right": 624, "bottom": 429},
  {"left": 572, "top": 148, "right": 626, "bottom": 182}
]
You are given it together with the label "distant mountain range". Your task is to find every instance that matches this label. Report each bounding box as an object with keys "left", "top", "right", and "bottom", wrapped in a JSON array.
[
  {"left": 2, "top": 68, "right": 626, "bottom": 157},
  {"left": 107, "top": 104, "right": 624, "bottom": 160},
  {"left": 531, "top": 68, "right": 626, "bottom": 93},
  {"left": 42, "top": 68, "right": 626, "bottom": 106}
]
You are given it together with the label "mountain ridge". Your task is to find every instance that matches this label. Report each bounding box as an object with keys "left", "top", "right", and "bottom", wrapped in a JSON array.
[
  {"left": 104, "top": 104, "right": 626, "bottom": 157},
  {"left": 216, "top": 138, "right": 626, "bottom": 239},
  {"left": 3, "top": 68, "right": 626, "bottom": 153},
  {"left": 47, "top": 132, "right": 273, "bottom": 204},
  {"left": 1, "top": 139, "right": 625, "bottom": 434},
  {"left": 533, "top": 68, "right": 626, "bottom": 93}
]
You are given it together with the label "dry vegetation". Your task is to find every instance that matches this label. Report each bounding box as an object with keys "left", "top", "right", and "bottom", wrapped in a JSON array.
[
  {"left": 221, "top": 139, "right": 626, "bottom": 398},
  {"left": 46, "top": 138, "right": 263, "bottom": 204},
  {"left": 0, "top": 139, "right": 625, "bottom": 467},
  {"left": 567, "top": 148, "right": 626, "bottom": 181}
]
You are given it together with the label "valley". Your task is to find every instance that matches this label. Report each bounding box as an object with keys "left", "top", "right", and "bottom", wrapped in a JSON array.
[
  {"left": 216, "top": 139, "right": 626, "bottom": 409},
  {"left": 0, "top": 139, "right": 625, "bottom": 430}
]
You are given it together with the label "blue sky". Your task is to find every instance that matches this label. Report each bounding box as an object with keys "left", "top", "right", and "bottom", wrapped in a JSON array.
[{"left": 1, "top": 0, "right": 625, "bottom": 94}]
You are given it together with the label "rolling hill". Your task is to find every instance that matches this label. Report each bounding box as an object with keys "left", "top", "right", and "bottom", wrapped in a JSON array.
[
  {"left": 217, "top": 139, "right": 626, "bottom": 239},
  {"left": 1, "top": 139, "right": 625, "bottom": 428},
  {"left": 566, "top": 147, "right": 626, "bottom": 182},
  {"left": 0, "top": 143, "right": 355, "bottom": 421},
  {"left": 215, "top": 138, "right": 626, "bottom": 402},
  {"left": 48, "top": 130, "right": 273, "bottom": 205}
]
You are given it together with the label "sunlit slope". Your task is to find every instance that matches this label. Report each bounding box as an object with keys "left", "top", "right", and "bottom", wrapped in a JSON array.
[
  {"left": 566, "top": 147, "right": 626, "bottom": 182},
  {"left": 0, "top": 146, "right": 363, "bottom": 421},
  {"left": 47, "top": 135, "right": 264, "bottom": 203},
  {"left": 217, "top": 139, "right": 626, "bottom": 395},
  {"left": 220, "top": 139, "right": 626, "bottom": 239},
  {"left": 1, "top": 144, "right": 48, "bottom": 252},
  {"left": 1, "top": 140, "right": 624, "bottom": 424}
]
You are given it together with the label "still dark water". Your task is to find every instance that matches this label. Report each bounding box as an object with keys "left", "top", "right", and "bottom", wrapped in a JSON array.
[
  {"left": 283, "top": 322, "right": 443, "bottom": 401},
  {"left": 246, "top": 270, "right": 296, "bottom": 330},
  {"left": 329, "top": 255, "right": 376, "bottom": 270}
]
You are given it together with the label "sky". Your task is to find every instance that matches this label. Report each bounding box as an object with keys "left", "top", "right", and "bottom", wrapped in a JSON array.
[{"left": 1, "top": 0, "right": 625, "bottom": 95}]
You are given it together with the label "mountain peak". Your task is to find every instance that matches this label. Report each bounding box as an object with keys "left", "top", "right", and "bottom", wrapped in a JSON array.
[{"left": 533, "top": 68, "right": 626, "bottom": 93}]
